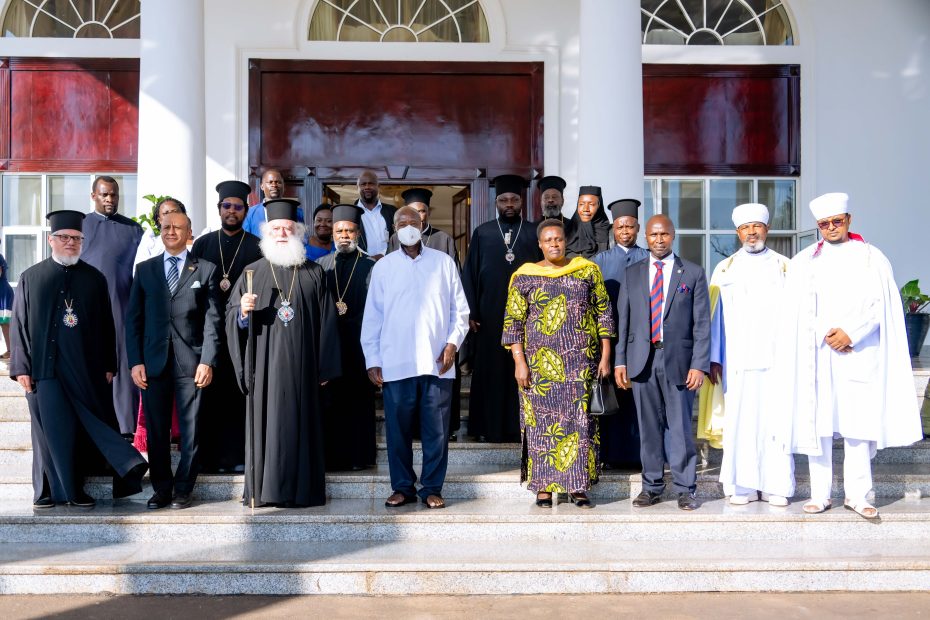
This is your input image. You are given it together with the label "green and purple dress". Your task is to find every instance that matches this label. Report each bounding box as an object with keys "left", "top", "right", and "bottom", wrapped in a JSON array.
[{"left": 502, "top": 257, "right": 614, "bottom": 494}]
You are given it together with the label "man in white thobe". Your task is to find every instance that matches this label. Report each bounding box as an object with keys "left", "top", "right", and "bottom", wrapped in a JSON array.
[
  {"left": 361, "top": 206, "right": 470, "bottom": 510},
  {"left": 703, "top": 203, "right": 795, "bottom": 506},
  {"left": 776, "top": 192, "right": 922, "bottom": 519}
]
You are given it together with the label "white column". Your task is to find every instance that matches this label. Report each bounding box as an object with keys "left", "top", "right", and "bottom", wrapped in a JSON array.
[
  {"left": 136, "top": 0, "right": 206, "bottom": 232},
  {"left": 577, "top": 0, "right": 644, "bottom": 205}
]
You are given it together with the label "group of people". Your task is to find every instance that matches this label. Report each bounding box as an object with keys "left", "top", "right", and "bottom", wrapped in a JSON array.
[{"left": 8, "top": 170, "right": 922, "bottom": 518}]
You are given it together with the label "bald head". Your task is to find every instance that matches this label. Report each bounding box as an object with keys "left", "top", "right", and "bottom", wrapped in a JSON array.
[
  {"left": 644, "top": 215, "right": 675, "bottom": 259},
  {"left": 357, "top": 170, "right": 380, "bottom": 208}
]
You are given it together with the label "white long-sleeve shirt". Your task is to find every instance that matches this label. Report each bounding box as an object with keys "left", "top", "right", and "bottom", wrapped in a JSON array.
[{"left": 361, "top": 245, "right": 470, "bottom": 382}]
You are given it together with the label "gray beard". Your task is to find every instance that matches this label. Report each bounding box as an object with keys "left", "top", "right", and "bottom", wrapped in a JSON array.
[
  {"left": 260, "top": 235, "right": 307, "bottom": 267},
  {"left": 542, "top": 207, "right": 562, "bottom": 219},
  {"left": 52, "top": 252, "right": 80, "bottom": 266},
  {"left": 336, "top": 240, "right": 358, "bottom": 254},
  {"left": 742, "top": 240, "right": 766, "bottom": 254}
]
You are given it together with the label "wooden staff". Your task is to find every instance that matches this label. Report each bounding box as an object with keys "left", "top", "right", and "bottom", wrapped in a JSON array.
[{"left": 245, "top": 269, "right": 256, "bottom": 512}]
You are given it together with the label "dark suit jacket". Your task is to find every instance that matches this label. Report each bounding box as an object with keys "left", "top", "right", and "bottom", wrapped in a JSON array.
[
  {"left": 357, "top": 202, "right": 397, "bottom": 254},
  {"left": 616, "top": 255, "right": 710, "bottom": 386},
  {"left": 126, "top": 252, "right": 223, "bottom": 377}
]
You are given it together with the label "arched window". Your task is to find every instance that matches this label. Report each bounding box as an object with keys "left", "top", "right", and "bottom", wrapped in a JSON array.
[
  {"left": 642, "top": 0, "right": 794, "bottom": 45},
  {"left": 1, "top": 0, "right": 140, "bottom": 38},
  {"left": 309, "top": 0, "right": 489, "bottom": 43}
]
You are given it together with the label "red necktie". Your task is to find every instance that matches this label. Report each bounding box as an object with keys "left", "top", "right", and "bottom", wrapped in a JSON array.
[{"left": 650, "top": 261, "right": 663, "bottom": 342}]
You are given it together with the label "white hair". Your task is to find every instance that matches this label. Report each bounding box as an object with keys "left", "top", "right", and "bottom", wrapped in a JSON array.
[
  {"left": 260, "top": 220, "right": 308, "bottom": 241},
  {"left": 52, "top": 252, "right": 80, "bottom": 266},
  {"left": 259, "top": 220, "right": 308, "bottom": 267}
]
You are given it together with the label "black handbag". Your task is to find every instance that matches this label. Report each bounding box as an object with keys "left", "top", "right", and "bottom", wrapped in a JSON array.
[{"left": 589, "top": 378, "right": 621, "bottom": 416}]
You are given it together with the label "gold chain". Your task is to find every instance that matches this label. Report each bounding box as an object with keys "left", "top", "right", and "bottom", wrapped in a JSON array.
[
  {"left": 217, "top": 229, "right": 246, "bottom": 279},
  {"left": 267, "top": 261, "right": 299, "bottom": 304},
  {"left": 334, "top": 250, "right": 361, "bottom": 305}
]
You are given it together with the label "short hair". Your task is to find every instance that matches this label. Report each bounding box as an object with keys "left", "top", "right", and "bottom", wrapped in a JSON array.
[
  {"left": 537, "top": 218, "right": 565, "bottom": 239},
  {"left": 393, "top": 205, "right": 420, "bottom": 228},
  {"left": 92, "top": 175, "right": 118, "bottom": 193},
  {"left": 153, "top": 197, "right": 187, "bottom": 231},
  {"left": 160, "top": 210, "right": 192, "bottom": 230},
  {"left": 261, "top": 168, "right": 284, "bottom": 182}
]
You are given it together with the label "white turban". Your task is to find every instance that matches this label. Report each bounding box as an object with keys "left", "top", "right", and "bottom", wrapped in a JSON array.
[
  {"left": 731, "top": 203, "right": 769, "bottom": 228},
  {"left": 809, "top": 192, "right": 849, "bottom": 221}
]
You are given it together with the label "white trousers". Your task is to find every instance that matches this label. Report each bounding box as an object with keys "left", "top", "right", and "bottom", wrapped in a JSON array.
[{"left": 807, "top": 436, "right": 874, "bottom": 503}]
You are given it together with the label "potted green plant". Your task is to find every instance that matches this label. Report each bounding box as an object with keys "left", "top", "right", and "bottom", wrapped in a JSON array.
[
  {"left": 900, "top": 279, "right": 930, "bottom": 357},
  {"left": 131, "top": 194, "right": 169, "bottom": 236}
]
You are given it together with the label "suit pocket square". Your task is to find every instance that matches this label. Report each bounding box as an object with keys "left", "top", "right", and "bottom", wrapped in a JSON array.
[
  {"left": 190, "top": 281, "right": 202, "bottom": 289},
  {"left": 677, "top": 284, "right": 691, "bottom": 294}
]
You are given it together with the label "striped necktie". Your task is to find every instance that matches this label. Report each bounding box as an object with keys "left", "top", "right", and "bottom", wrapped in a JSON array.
[
  {"left": 650, "top": 260, "right": 664, "bottom": 342},
  {"left": 167, "top": 256, "right": 180, "bottom": 294}
]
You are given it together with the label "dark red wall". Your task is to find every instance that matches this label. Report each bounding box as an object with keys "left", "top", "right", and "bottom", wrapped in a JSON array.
[{"left": 0, "top": 58, "right": 139, "bottom": 172}]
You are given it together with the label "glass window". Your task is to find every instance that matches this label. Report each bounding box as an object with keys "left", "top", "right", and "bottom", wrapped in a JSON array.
[
  {"left": 674, "top": 233, "right": 704, "bottom": 268},
  {"left": 2, "top": 0, "right": 141, "bottom": 38},
  {"left": 758, "top": 179, "right": 795, "bottom": 229},
  {"left": 2, "top": 175, "right": 42, "bottom": 226},
  {"left": 641, "top": 0, "right": 794, "bottom": 46},
  {"left": 4, "top": 233, "right": 38, "bottom": 283},
  {"left": 766, "top": 234, "right": 794, "bottom": 257},
  {"left": 49, "top": 175, "right": 91, "bottom": 212},
  {"left": 709, "top": 179, "right": 753, "bottom": 230},
  {"left": 709, "top": 233, "right": 740, "bottom": 272},
  {"left": 309, "top": 0, "right": 490, "bottom": 43},
  {"left": 662, "top": 180, "right": 703, "bottom": 230}
]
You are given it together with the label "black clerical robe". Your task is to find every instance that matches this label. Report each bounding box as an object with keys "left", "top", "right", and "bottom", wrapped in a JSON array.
[
  {"left": 226, "top": 258, "right": 341, "bottom": 506},
  {"left": 316, "top": 250, "right": 376, "bottom": 470},
  {"left": 191, "top": 229, "right": 263, "bottom": 472},
  {"left": 10, "top": 258, "right": 147, "bottom": 502},
  {"left": 462, "top": 217, "right": 542, "bottom": 442},
  {"left": 81, "top": 211, "right": 144, "bottom": 434}
]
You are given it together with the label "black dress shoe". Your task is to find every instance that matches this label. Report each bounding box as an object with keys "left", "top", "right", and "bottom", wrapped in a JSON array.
[
  {"left": 170, "top": 493, "right": 192, "bottom": 509},
  {"left": 147, "top": 491, "right": 172, "bottom": 509},
  {"left": 33, "top": 495, "right": 55, "bottom": 509},
  {"left": 69, "top": 491, "right": 96, "bottom": 508},
  {"left": 632, "top": 490, "right": 663, "bottom": 507},
  {"left": 677, "top": 492, "right": 700, "bottom": 511},
  {"left": 535, "top": 492, "right": 553, "bottom": 508},
  {"left": 570, "top": 493, "right": 593, "bottom": 509}
]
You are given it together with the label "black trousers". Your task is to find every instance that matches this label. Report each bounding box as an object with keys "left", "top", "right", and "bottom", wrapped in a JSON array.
[
  {"left": 631, "top": 347, "right": 697, "bottom": 495},
  {"left": 142, "top": 345, "right": 202, "bottom": 495}
]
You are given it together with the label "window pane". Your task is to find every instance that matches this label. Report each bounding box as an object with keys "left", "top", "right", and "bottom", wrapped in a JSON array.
[
  {"left": 643, "top": 180, "right": 656, "bottom": 220},
  {"left": 4, "top": 234, "right": 37, "bottom": 282},
  {"left": 49, "top": 175, "right": 90, "bottom": 213},
  {"left": 797, "top": 230, "right": 817, "bottom": 253},
  {"left": 709, "top": 233, "right": 739, "bottom": 272},
  {"left": 2, "top": 175, "right": 42, "bottom": 226},
  {"left": 662, "top": 180, "right": 703, "bottom": 229},
  {"left": 709, "top": 179, "right": 752, "bottom": 229},
  {"left": 767, "top": 234, "right": 794, "bottom": 257},
  {"left": 674, "top": 233, "right": 704, "bottom": 268},
  {"left": 758, "top": 180, "right": 795, "bottom": 230}
]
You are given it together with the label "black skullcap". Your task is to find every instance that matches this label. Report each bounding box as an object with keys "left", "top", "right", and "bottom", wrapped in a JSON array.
[
  {"left": 332, "top": 204, "right": 363, "bottom": 226},
  {"left": 538, "top": 176, "right": 566, "bottom": 194},
  {"left": 402, "top": 187, "right": 433, "bottom": 207},
  {"left": 216, "top": 180, "right": 251, "bottom": 203},
  {"left": 46, "top": 209, "right": 85, "bottom": 233},
  {"left": 608, "top": 198, "right": 641, "bottom": 220},
  {"left": 578, "top": 185, "right": 603, "bottom": 200},
  {"left": 265, "top": 198, "right": 301, "bottom": 222},
  {"left": 493, "top": 174, "right": 526, "bottom": 197}
]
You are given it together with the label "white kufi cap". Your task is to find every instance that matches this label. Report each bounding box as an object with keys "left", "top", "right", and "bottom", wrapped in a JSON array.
[
  {"left": 809, "top": 192, "right": 849, "bottom": 220},
  {"left": 731, "top": 203, "right": 769, "bottom": 228}
]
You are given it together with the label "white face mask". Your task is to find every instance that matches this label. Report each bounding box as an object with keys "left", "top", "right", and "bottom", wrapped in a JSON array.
[{"left": 397, "top": 225, "right": 422, "bottom": 247}]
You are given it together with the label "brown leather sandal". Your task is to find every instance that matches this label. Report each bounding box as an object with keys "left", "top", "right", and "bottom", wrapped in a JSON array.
[{"left": 384, "top": 492, "right": 416, "bottom": 508}]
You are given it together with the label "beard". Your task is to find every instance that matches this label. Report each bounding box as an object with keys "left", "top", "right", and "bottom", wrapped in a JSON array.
[
  {"left": 221, "top": 219, "right": 243, "bottom": 232},
  {"left": 260, "top": 234, "right": 307, "bottom": 267},
  {"left": 742, "top": 240, "right": 766, "bottom": 253},
  {"left": 52, "top": 252, "right": 80, "bottom": 266},
  {"left": 336, "top": 239, "right": 358, "bottom": 254},
  {"left": 542, "top": 206, "right": 562, "bottom": 218}
]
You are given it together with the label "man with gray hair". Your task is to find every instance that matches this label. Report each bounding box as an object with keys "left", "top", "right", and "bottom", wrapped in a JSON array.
[{"left": 361, "top": 206, "right": 470, "bottom": 509}]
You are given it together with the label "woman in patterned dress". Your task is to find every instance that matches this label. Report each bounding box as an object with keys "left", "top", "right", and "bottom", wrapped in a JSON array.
[{"left": 502, "top": 219, "right": 614, "bottom": 508}]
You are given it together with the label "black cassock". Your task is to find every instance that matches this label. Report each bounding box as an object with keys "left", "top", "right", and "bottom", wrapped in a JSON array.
[
  {"left": 10, "top": 259, "right": 147, "bottom": 502},
  {"left": 316, "top": 250, "right": 376, "bottom": 470},
  {"left": 226, "top": 259, "right": 341, "bottom": 507},
  {"left": 190, "top": 229, "right": 263, "bottom": 472},
  {"left": 462, "top": 216, "right": 541, "bottom": 442},
  {"left": 81, "top": 212, "right": 144, "bottom": 434}
]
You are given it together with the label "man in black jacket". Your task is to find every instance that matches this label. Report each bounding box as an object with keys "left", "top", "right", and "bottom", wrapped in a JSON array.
[{"left": 355, "top": 170, "right": 396, "bottom": 260}]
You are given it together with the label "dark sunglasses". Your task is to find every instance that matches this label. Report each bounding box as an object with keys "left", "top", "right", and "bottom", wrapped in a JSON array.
[
  {"left": 816, "top": 216, "right": 847, "bottom": 230},
  {"left": 219, "top": 201, "right": 246, "bottom": 212}
]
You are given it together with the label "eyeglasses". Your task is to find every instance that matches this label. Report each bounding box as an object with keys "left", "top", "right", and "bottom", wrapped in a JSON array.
[
  {"left": 51, "top": 234, "right": 84, "bottom": 244},
  {"left": 817, "top": 217, "right": 847, "bottom": 230},
  {"left": 219, "top": 202, "right": 246, "bottom": 212}
]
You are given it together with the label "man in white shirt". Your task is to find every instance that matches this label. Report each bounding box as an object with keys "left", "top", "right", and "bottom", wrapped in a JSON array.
[
  {"left": 361, "top": 206, "right": 470, "bottom": 509},
  {"left": 356, "top": 170, "right": 396, "bottom": 260}
]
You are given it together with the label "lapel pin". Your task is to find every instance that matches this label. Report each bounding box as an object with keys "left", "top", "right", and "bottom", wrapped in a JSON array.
[
  {"left": 677, "top": 269, "right": 683, "bottom": 273},
  {"left": 188, "top": 265, "right": 195, "bottom": 271}
]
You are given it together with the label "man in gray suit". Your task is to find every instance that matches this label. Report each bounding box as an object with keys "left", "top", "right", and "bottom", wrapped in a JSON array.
[
  {"left": 126, "top": 212, "right": 223, "bottom": 510},
  {"left": 615, "top": 215, "right": 710, "bottom": 510}
]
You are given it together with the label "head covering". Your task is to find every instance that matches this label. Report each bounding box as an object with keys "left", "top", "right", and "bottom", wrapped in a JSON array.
[
  {"left": 46, "top": 210, "right": 85, "bottom": 233},
  {"left": 265, "top": 198, "right": 300, "bottom": 222},
  {"left": 731, "top": 203, "right": 770, "bottom": 227},
  {"left": 332, "top": 203, "right": 363, "bottom": 226},
  {"left": 809, "top": 192, "right": 849, "bottom": 220},
  {"left": 402, "top": 188, "right": 433, "bottom": 207},
  {"left": 312, "top": 203, "right": 332, "bottom": 219},
  {"left": 566, "top": 185, "right": 610, "bottom": 258},
  {"left": 538, "top": 175, "right": 567, "bottom": 194},
  {"left": 493, "top": 174, "right": 526, "bottom": 197},
  {"left": 608, "top": 198, "right": 641, "bottom": 221},
  {"left": 216, "top": 180, "right": 251, "bottom": 203},
  {"left": 577, "top": 185, "right": 603, "bottom": 202}
]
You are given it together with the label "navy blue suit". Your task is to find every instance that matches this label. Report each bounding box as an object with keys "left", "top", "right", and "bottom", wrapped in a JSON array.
[{"left": 617, "top": 254, "right": 710, "bottom": 494}]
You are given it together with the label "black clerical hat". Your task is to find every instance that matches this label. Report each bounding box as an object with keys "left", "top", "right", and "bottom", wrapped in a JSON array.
[
  {"left": 216, "top": 180, "right": 251, "bottom": 203},
  {"left": 46, "top": 209, "right": 85, "bottom": 232},
  {"left": 538, "top": 176, "right": 566, "bottom": 194},
  {"left": 608, "top": 198, "right": 641, "bottom": 220},
  {"left": 332, "top": 204, "right": 363, "bottom": 226},
  {"left": 265, "top": 198, "right": 301, "bottom": 222},
  {"left": 578, "top": 185, "right": 603, "bottom": 200},
  {"left": 493, "top": 175, "right": 526, "bottom": 197},
  {"left": 402, "top": 188, "right": 433, "bottom": 207}
]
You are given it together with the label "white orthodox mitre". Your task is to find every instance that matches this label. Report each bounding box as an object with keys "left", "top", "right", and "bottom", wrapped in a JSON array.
[
  {"left": 731, "top": 203, "right": 770, "bottom": 228},
  {"left": 809, "top": 192, "right": 848, "bottom": 220}
]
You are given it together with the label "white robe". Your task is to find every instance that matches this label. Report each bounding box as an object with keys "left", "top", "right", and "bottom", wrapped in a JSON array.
[
  {"left": 710, "top": 248, "right": 795, "bottom": 497},
  {"left": 775, "top": 237, "right": 921, "bottom": 456}
]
